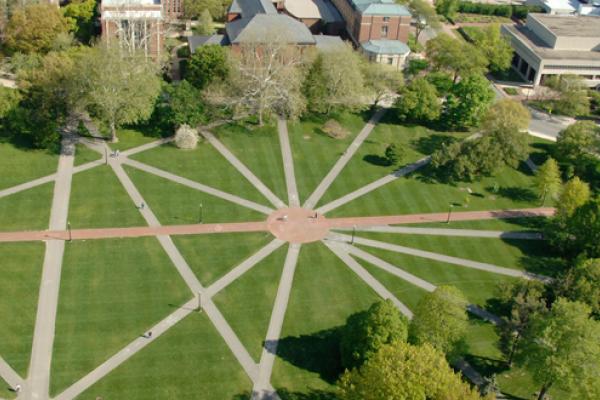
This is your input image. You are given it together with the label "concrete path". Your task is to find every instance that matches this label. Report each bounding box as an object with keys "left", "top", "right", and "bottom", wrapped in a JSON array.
[
  {"left": 120, "top": 137, "right": 174, "bottom": 157},
  {"left": 0, "top": 174, "right": 57, "bottom": 200},
  {"left": 26, "top": 136, "right": 75, "bottom": 400},
  {"left": 0, "top": 355, "right": 22, "bottom": 390},
  {"left": 54, "top": 298, "right": 197, "bottom": 400},
  {"left": 124, "top": 158, "right": 274, "bottom": 215},
  {"left": 207, "top": 239, "right": 285, "bottom": 297},
  {"left": 335, "top": 225, "right": 543, "bottom": 240},
  {"left": 525, "top": 158, "right": 538, "bottom": 173},
  {"left": 199, "top": 130, "right": 286, "bottom": 209},
  {"left": 329, "top": 232, "right": 552, "bottom": 282},
  {"left": 324, "top": 240, "right": 413, "bottom": 318},
  {"left": 316, "top": 156, "right": 431, "bottom": 215},
  {"left": 303, "top": 108, "right": 387, "bottom": 210},
  {"left": 253, "top": 244, "right": 300, "bottom": 400},
  {"left": 277, "top": 119, "right": 300, "bottom": 207}
]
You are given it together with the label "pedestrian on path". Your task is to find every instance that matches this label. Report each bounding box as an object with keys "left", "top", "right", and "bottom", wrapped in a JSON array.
[
  {"left": 146, "top": 331, "right": 152, "bottom": 339},
  {"left": 139, "top": 202, "right": 145, "bottom": 210},
  {"left": 14, "top": 384, "right": 21, "bottom": 393}
]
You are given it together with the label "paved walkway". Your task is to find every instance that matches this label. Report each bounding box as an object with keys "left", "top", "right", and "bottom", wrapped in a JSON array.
[
  {"left": 199, "top": 130, "right": 286, "bottom": 209},
  {"left": 338, "top": 225, "right": 543, "bottom": 240},
  {"left": 303, "top": 108, "right": 387, "bottom": 209},
  {"left": 253, "top": 244, "right": 300, "bottom": 400},
  {"left": 277, "top": 119, "right": 300, "bottom": 207},
  {"left": 120, "top": 137, "right": 173, "bottom": 157},
  {"left": 325, "top": 241, "right": 413, "bottom": 318},
  {"left": 0, "top": 355, "right": 22, "bottom": 390},
  {"left": 26, "top": 136, "right": 75, "bottom": 400},
  {"left": 124, "top": 158, "right": 273, "bottom": 215},
  {"left": 316, "top": 156, "right": 431, "bottom": 214}
]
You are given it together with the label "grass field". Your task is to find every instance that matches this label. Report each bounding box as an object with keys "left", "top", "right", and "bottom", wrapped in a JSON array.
[
  {"left": 172, "top": 232, "right": 275, "bottom": 286},
  {"left": 214, "top": 245, "right": 288, "bottom": 361},
  {"left": 0, "top": 183, "right": 54, "bottom": 231},
  {"left": 109, "top": 128, "right": 166, "bottom": 152},
  {"left": 74, "top": 144, "right": 103, "bottom": 166},
  {"left": 50, "top": 237, "right": 191, "bottom": 395},
  {"left": 77, "top": 313, "right": 252, "bottom": 400},
  {"left": 124, "top": 166, "right": 265, "bottom": 225},
  {"left": 214, "top": 122, "right": 288, "bottom": 204},
  {"left": 131, "top": 142, "right": 271, "bottom": 207},
  {"left": 271, "top": 242, "right": 380, "bottom": 395},
  {"left": 0, "top": 377, "right": 16, "bottom": 399},
  {"left": 400, "top": 217, "right": 547, "bottom": 231},
  {"left": 0, "top": 139, "right": 57, "bottom": 190},
  {"left": 288, "top": 111, "right": 370, "bottom": 203},
  {"left": 0, "top": 242, "right": 45, "bottom": 376}
]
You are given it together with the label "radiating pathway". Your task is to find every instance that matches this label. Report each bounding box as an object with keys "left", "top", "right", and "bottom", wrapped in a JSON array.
[
  {"left": 0, "top": 355, "right": 22, "bottom": 391},
  {"left": 26, "top": 136, "right": 75, "bottom": 400},
  {"left": 199, "top": 129, "right": 286, "bottom": 209},
  {"left": 338, "top": 225, "right": 543, "bottom": 239},
  {"left": 303, "top": 108, "right": 387, "bottom": 209},
  {"left": 277, "top": 119, "right": 300, "bottom": 207}
]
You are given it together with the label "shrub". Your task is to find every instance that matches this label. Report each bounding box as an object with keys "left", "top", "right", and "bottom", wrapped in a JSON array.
[
  {"left": 174, "top": 124, "right": 199, "bottom": 149},
  {"left": 456, "top": 2, "right": 544, "bottom": 19},
  {"left": 177, "top": 46, "right": 190, "bottom": 58},
  {"left": 322, "top": 119, "right": 349, "bottom": 139},
  {"left": 504, "top": 87, "right": 518, "bottom": 95}
]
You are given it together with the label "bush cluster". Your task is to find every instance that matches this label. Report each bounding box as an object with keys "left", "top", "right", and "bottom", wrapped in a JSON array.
[{"left": 457, "top": 1, "right": 544, "bottom": 19}]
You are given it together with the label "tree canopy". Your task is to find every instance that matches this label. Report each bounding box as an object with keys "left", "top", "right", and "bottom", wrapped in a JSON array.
[
  {"left": 467, "top": 25, "right": 513, "bottom": 73},
  {"left": 564, "top": 197, "right": 600, "bottom": 258},
  {"left": 534, "top": 157, "right": 561, "bottom": 204},
  {"left": 556, "top": 177, "right": 591, "bottom": 219},
  {"left": 186, "top": 45, "right": 229, "bottom": 90},
  {"left": 445, "top": 74, "right": 495, "bottom": 129},
  {"left": 395, "top": 77, "right": 440, "bottom": 123},
  {"left": 340, "top": 300, "right": 409, "bottom": 370},
  {"left": 426, "top": 33, "right": 487, "bottom": 81},
  {"left": 556, "top": 121, "right": 600, "bottom": 170},
  {"left": 557, "top": 258, "right": 600, "bottom": 319}
]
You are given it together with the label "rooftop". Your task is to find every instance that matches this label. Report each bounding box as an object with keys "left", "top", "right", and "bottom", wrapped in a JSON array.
[
  {"left": 347, "top": 0, "right": 411, "bottom": 16},
  {"left": 361, "top": 39, "right": 410, "bottom": 54},
  {"left": 228, "top": 0, "right": 277, "bottom": 18},
  {"left": 283, "top": 0, "right": 343, "bottom": 22},
  {"left": 226, "top": 13, "right": 316, "bottom": 44},
  {"left": 314, "top": 35, "right": 346, "bottom": 51},
  {"left": 531, "top": 13, "right": 600, "bottom": 37},
  {"left": 188, "top": 35, "right": 229, "bottom": 53}
]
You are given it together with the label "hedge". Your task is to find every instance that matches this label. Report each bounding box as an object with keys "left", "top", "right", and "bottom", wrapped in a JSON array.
[{"left": 457, "top": 2, "right": 545, "bottom": 19}]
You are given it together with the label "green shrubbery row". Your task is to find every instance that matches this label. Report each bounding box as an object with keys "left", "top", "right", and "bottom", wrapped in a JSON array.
[{"left": 457, "top": 1, "right": 545, "bottom": 19}]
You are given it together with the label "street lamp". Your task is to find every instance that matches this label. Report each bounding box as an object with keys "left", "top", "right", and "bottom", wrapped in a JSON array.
[
  {"left": 67, "top": 221, "right": 72, "bottom": 242},
  {"left": 197, "top": 290, "right": 202, "bottom": 312},
  {"left": 198, "top": 203, "right": 203, "bottom": 224},
  {"left": 351, "top": 225, "right": 356, "bottom": 244},
  {"left": 446, "top": 204, "right": 454, "bottom": 224}
]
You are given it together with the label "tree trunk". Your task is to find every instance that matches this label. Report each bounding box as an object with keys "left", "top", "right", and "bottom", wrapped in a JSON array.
[
  {"left": 110, "top": 121, "right": 118, "bottom": 143},
  {"left": 507, "top": 332, "right": 520, "bottom": 367},
  {"left": 537, "top": 382, "right": 552, "bottom": 400}
]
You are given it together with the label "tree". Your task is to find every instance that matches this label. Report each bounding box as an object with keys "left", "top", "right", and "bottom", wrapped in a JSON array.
[
  {"left": 174, "top": 125, "right": 199, "bottom": 149},
  {"left": 434, "top": 0, "right": 459, "bottom": 19},
  {"left": 362, "top": 62, "right": 404, "bottom": 107},
  {"left": 0, "top": 87, "right": 21, "bottom": 119},
  {"left": 71, "top": 44, "right": 161, "bottom": 142},
  {"left": 548, "top": 75, "right": 591, "bottom": 117},
  {"left": 63, "top": 0, "right": 98, "bottom": 44},
  {"left": 183, "top": 0, "right": 229, "bottom": 19},
  {"left": 195, "top": 9, "right": 215, "bottom": 35},
  {"left": 557, "top": 258, "right": 600, "bottom": 319},
  {"left": 395, "top": 77, "right": 440, "bottom": 122},
  {"left": 468, "top": 25, "right": 513, "bottom": 73},
  {"left": 445, "top": 74, "right": 495, "bottom": 129},
  {"left": 409, "top": 285, "right": 468, "bottom": 357},
  {"left": 338, "top": 342, "right": 488, "bottom": 400},
  {"left": 564, "top": 197, "right": 600, "bottom": 258},
  {"left": 482, "top": 99, "right": 530, "bottom": 133},
  {"left": 340, "top": 300, "right": 409, "bottom": 370},
  {"left": 3, "top": 3, "right": 69, "bottom": 54},
  {"left": 495, "top": 280, "right": 547, "bottom": 366},
  {"left": 385, "top": 143, "right": 403, "bottom": 167},
  {"left": 556, "top": 121, "right": 600, "bottom": 170},
  {"left": 163, "top": 80, "right": 207, "bottom": 128},
  {"left": 185, "top": 45, "right": 230, "bottom": 90},
  {"left": 207, "top": 39, "right": 306, "bottom": 125},
  {"left": 410, "top": 0, "right": 441, "bottom": 42},
  {"left": 426, "top": 34, "right": 487, "bottom": 82},
  {"left": 519, "top": 298, "right": 600, "bottom": 400},
  {"left": 534, "top": 158, "right": 561, "bottom": 205},
  {"left": 303, "top": 54, "right": 328, "bottom": 114},
  {"left": 556, "top": 177, "right": 591, "bottom": 219}
]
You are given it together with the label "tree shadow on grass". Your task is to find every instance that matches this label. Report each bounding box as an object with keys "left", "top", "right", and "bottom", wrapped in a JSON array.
[
  {"left": 0, "top": 131, "right": 60, "bottom": 154},
  {"left": 265, "top": 327, "right": 344, "bottom": 385},
  {"left": 363, "top": 154, "right": 390, "bottom": 167},
  {"left": 489, "top": 186, "right": 537, "bottom": 202},
  {"left": 410, "top": 134, "right": 458, "bottom": 155},
  {"left": 499, "top": 238, "right": 566, "bottom": 278},
  {"left": 232, "top": 389, "right": 338, "bottom": 400},
  {"left": 529, "top": 142, "right": 553, "bottom": 166}
]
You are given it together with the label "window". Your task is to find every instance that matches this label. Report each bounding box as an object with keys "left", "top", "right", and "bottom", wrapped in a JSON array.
[
  {"left": 381, "top": 25, "right": 388, "bottom": 37},
  {"left": 387, "top": 57, "right": 394, "bottom": 65},
  {"left": 383, "top": 16, "right": 390, "bottom": 22}
]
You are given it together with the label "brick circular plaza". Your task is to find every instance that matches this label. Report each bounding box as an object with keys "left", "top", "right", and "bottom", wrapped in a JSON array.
[{"left": 266, "top": 207, "right": 330, "bottom": 243}]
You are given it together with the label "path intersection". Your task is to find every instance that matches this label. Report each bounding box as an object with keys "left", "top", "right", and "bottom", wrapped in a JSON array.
[{"left": 0, "top": 109, "right": 554, "bottom": 400}]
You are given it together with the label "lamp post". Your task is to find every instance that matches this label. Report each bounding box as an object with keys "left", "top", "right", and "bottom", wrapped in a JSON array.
[
  {"left": 198, "top": 203, "right": 203, "bottom": 224},
  {"left": 197, "top": 291, "right": 202, "bottom": 312},
  {"left": 446, "top": 204, "right": 453, "bottom": 224},
  {"left": 351, "top": 225, "right": 356, "bottom": 244},
  {"left": 67, "top": 221, "right": 72, "bottom": 242}
]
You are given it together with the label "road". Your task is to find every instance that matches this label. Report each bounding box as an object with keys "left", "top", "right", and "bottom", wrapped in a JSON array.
[{"left": 527, "top": 107, "right": 574, "bottom": 141}]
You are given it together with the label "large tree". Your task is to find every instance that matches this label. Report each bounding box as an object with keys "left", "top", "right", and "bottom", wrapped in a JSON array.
[
  {"left": 71, "top": 44, "right": 161, "bottom": 142},
  {"left": 534, "top": 157, "right": 562, "bottom": 205},
  {"left": 340, "top": 300, "right": 409, "bottom": 370},
  {"left": 338, "top": 342, "right": 488, "bottom": 400},
  {"left": 444, "top": 74, "right": 495, "bottom": 129},
  {"left": 409, "top": 285, "right": 468, "bottom": 357},
  {"left": 426, "top": 34, "right": 487, "bottom": 82},
  {"left": 409, "top": 0, "right": 441, "bottom": 42},
  {"left": 519, "top": 298, "right": 600, "bottom": 400},
  {"left": 395, "top": 77, "right": 440, "bottom": 123},
  {"left": 564, "top": 197, "right": 600, "bottom": 258},
  {"left": 556, "top": 177, "right": 591, "bottom": 219},
  {"left": 482, "top": 98, "right": 530, "bottom": 133},
  {"left": 186, "top": 45, "right": 229, "bottom": 90},
  {"left": 557, "top": 258, "right": 600, "bottom": 319},
  {"left": 362, "top": 61, "right": 404, "bottom": 107},
  {"left": 556, "top": 121, "right": 600, "bottom": 170},
  {"left": 63, "top": 0, "right": 98, "bottom": 44},
  {"left": 3, "top": 3, "right": 69, "bottom": 54},
  {"left": 468, "top": 24, "right": 513, "bottom": 73},
  {"left": 183, "top": 0, "right": 229, "bottom": 19}
]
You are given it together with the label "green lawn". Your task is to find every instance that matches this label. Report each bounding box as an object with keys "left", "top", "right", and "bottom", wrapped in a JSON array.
[
  {"left": 0, "top": 377, "right": 16, "bottom": 399},
  {"left": 131, "top": 142, "right": 271, "bottom": 207},
  {"left": 355, "top": 246, "right": 518, "bottom": 307},
  {"left": 288, "top": 111, "right": 370, "bottom": 204},
  {"left": 214, "top": 122, "right": 288, "bottom": 204},
  {"left": 528, "top": 137, "right": 555, "bottom": 166},
  {"left": 124, "top": 166, "right": 265, "bottom": 225},
  {"left": 109, "top": 128, "right": 166, "bottom": 152},
  {"left": 76, "top": 313, "right": 252, "bottom": 400},
  {"left": 352, "top": 231, "right": 558, "bottom": 276},
  {"left": 68, "top": 165, "right": 146, "bottom": 229},
  {"left": 324, "top": 162, "right": 544, "bottom": 218},
  {"left": 74, "top": 143, "right": 103, "bottom": 166},
  {"left": 0, "top": 182, "right": 54, "bottom": 231},
  {"left": 271, "top": 242, "right": 380, "bottom": 395},
  {"left": 0, "top": 139, "right": 58, "bottom": 190},
  {"left": 173, "top": 232, "right": 275, "bottom": 286},
  {"left": 50, "top": 237, "right": 191, "bottom": 395},
  {"left": 214, "top": 245, "right": 288, "bottom": 361},
  {"left": 398, "top": 217, "right": 547, "bottom": 231},
  {"left": 0, "top": 242, "right": 45, "bottom": 376},
  {"left": 316, "top": 113, "right": 468, "bottom": 207}
]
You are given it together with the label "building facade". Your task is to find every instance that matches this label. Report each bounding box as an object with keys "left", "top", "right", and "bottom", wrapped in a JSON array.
[{"left": 502, "top": 13, "right": 600, "bottom": 87}]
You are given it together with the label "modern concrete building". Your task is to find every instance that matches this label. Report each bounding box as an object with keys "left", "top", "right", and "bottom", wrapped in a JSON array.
[
  {"left": 534, "top": 0, "right": 600, "bottom": 16},
  {"left": 502, "top": 13, "right": 600, "bottom": 87}
]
